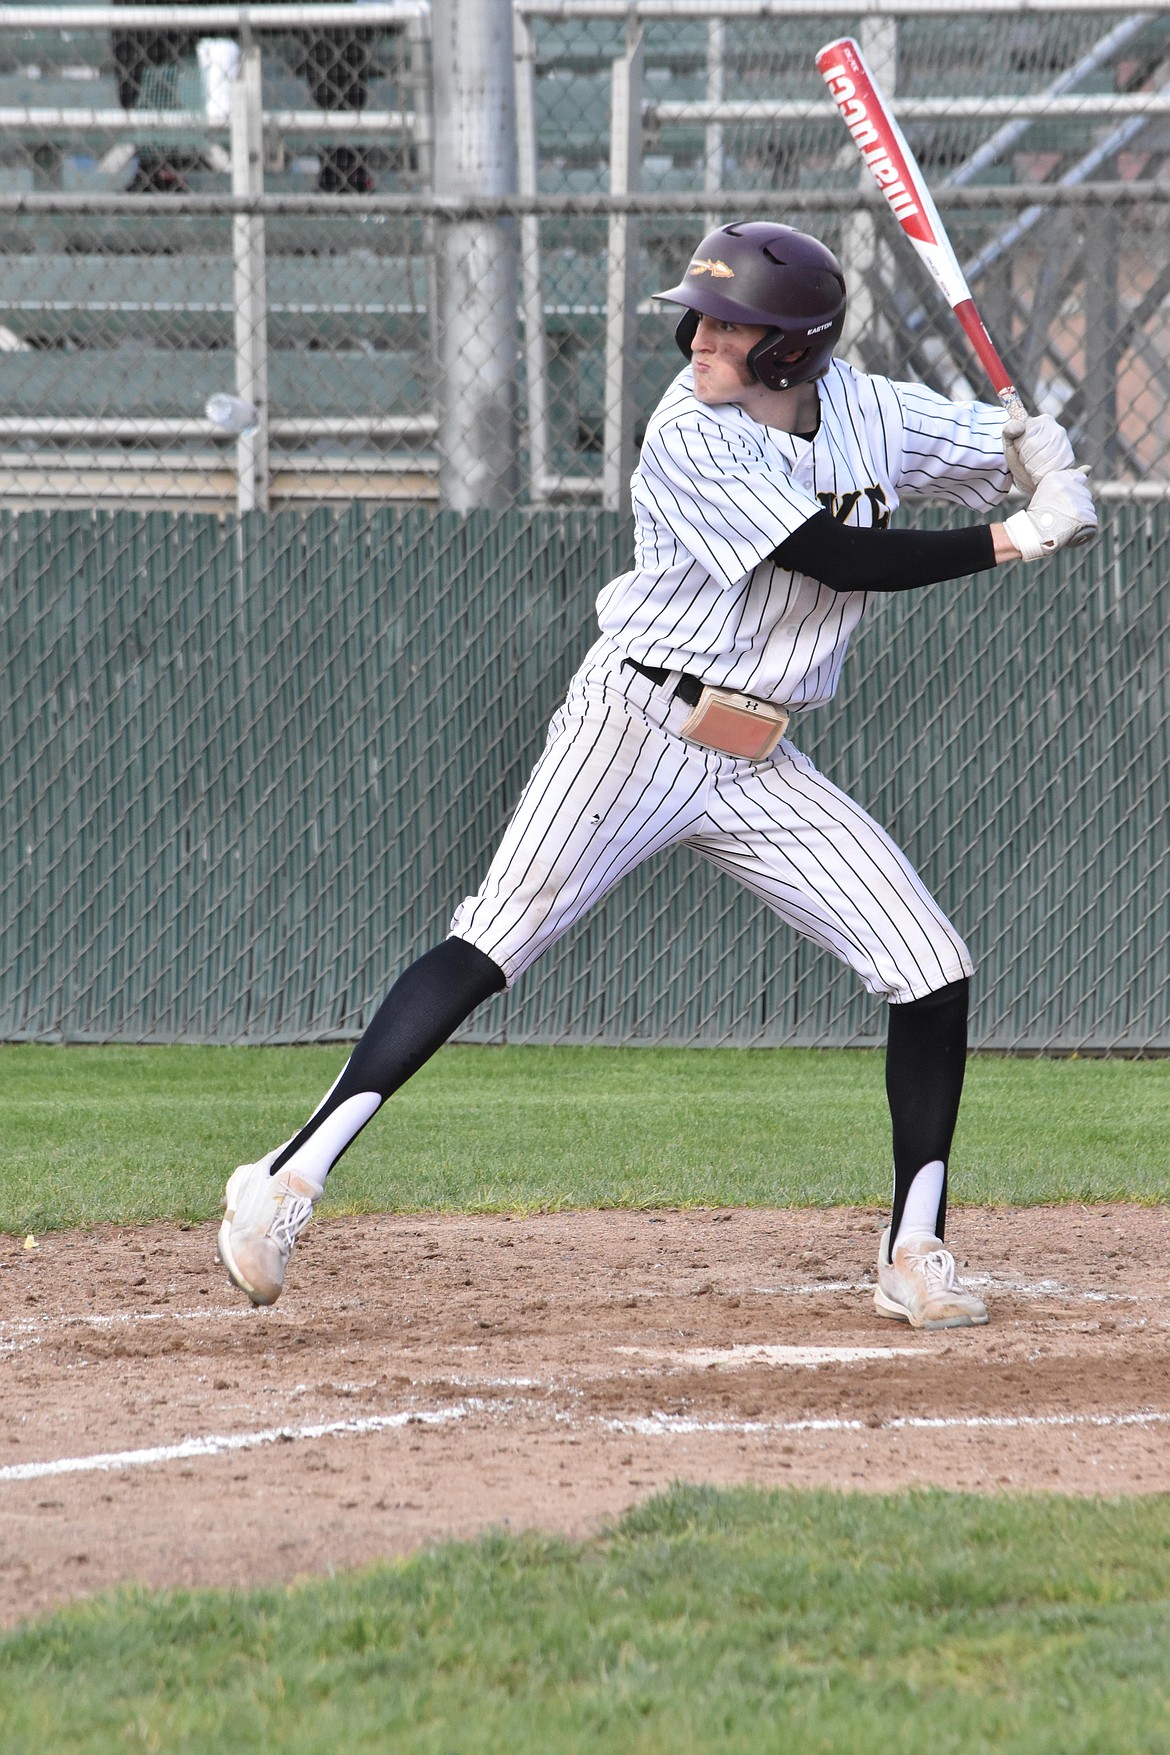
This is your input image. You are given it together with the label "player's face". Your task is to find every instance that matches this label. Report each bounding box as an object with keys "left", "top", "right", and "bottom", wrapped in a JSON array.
[{"left": 689, "top": 315, "right": 770, "bottom": 405}]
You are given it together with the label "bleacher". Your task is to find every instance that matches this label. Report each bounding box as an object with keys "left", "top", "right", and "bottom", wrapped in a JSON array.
[
  {"left": 0, "top": 8, "right": 435, "bottom": 508},
  {"left": 1, "top": 6, "right": 1168, "bottom": 507},
  {"left": 0, "top": 8, "right": 756, "bottom": 508}
]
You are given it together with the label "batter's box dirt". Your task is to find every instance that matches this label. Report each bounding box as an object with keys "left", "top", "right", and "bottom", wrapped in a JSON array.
[{"left": 1, "top": 1204, "right": 1168, "bottom": 1626}]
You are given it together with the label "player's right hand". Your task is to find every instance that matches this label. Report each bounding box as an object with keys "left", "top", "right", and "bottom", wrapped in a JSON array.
[
  {"left": 1002, "top": 413, "right": 1076, "bottom": 495},
  {"left": 1003, "top": 468, "right": 1098, "bottom": 561}
]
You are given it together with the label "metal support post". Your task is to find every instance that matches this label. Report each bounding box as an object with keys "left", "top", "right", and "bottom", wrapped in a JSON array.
[
  {"left": 405, "top": 4, "right": 433, "bottom": 184},
  {"left": 406, "top": 5, "right": 440, "bottom": 413},
  {"left": 230, "top": 38, "right": 270, "bottom": 513},
  {"left": 1082, "top": 205, "right": 1121, "bottom": 476},
  {"left": 703, "top": 17, "right": 724, "bottom": 235},
  {"left": 514, "top": 7, "right": 551, "bottom": 502},
  {"left": 432, "top": 0, "right": 520, "bottom": 510},
  {"left": 602, "top": 21, "right": 643, "bottom": 515}
]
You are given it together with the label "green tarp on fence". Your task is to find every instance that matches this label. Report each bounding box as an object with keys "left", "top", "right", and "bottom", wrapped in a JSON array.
[{"left": 3, "top": 503, "right": 1168, "bottom": 1049}]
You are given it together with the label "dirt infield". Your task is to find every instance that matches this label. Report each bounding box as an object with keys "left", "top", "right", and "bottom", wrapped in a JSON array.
[{"left": 2, "top": 1204, "right": 1169, "bottom": 1627}]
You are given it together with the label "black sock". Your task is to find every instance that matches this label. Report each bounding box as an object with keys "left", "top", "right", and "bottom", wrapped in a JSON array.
[
  {"left": 885, "top": 976, "right": 969, "bottom": 1243},
  {"left": 272, "top": 937, "right": 506, "bottom": 1178}
]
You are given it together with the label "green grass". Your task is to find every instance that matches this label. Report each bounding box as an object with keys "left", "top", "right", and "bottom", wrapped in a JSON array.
[
  {"left": 2, "top": 1043, "right": 1170, "bottom": 1233},
  {"left": 4, "top": 1485, "right": 1170, "bottom": 1753},
  {"left": 5, "top": 1048, "right": 1169, "bottom": 1742}
]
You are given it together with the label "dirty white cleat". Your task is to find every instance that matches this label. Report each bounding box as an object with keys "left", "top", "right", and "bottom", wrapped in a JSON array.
[
  {"left": 874, "top": 1227, "right": 988, "bottom": 1330},
  {"left": 217, "top": 1150, "right": 321, "bottom": 1307}
]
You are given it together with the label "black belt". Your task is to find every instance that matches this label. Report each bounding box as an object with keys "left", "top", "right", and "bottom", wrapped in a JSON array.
[{"left": 623, "top": 658, "right": 704, "bottom": 707}]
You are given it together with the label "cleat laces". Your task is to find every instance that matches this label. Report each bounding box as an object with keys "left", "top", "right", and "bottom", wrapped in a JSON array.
[
  {"left": 269, "top": 1191, "right": 313, "bottom": 1253},
  {"left": 919, "top": 1248, "right": 958, "bottom": 1291}
]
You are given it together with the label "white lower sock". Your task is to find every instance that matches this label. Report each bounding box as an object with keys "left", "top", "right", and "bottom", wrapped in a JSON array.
[
  {"left": 278, "top": 1091, "right": 382, "bottom": 1190},
  {"left": 895, "top": 1159, "right": 945, "bottom": 1244}
]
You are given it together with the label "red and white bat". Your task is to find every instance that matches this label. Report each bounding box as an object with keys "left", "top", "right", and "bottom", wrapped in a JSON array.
[{"left": 816, "top": 36, "right": 1026, "bottom": 419}]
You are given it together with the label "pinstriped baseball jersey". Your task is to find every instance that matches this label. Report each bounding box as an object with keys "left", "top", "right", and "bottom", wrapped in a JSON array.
[
  {"left": 597, "top": 358, "right": 1011, "bottom": 705},
  {"left": 450, "top": 356, "right": 1002, "bottom": 1004}
]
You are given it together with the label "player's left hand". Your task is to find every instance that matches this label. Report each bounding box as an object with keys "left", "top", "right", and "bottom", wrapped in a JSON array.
[
  {"left": 1003, "top": 467, "right": 1098, "bottom": 561},
  {"left": 1002, "top": 414, "right": 1076, "bottom": 495}
]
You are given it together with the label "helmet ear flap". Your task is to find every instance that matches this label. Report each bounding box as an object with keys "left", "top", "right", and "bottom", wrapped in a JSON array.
[
  {"left": 674, "top": 308, "right": 700, "bottom": 361},
  {"left": 748, "top": 329, "right": 804, "bottom": 391}
]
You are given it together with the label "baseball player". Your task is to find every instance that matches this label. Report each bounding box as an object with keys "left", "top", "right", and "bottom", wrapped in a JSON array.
[{"left": 217, "top": 221, "right": 1095, "bottom": 1324}]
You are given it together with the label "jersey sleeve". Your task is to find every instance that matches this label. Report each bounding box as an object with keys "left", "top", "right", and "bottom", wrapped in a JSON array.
[
  {"left": 635, "top": 407, "right": 822, "bottom": 590},
  {"left": 882, "top": 378, "right": 1014, "bottom": 512}
]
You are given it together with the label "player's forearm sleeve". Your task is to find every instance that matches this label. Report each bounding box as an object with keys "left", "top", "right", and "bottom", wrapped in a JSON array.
[{"left": 772, "top": 510, "right": 996, "bottom": 592}]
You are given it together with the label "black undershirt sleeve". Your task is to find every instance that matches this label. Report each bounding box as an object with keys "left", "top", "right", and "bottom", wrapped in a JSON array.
[{"left": 772, "top": 508, "right": 997, "bottom": 593}]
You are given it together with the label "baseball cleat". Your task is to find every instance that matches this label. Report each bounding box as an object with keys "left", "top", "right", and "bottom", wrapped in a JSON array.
[
  {"left": 874, "top": 1226, "right": 988, "bottom": 1330},
  {"left": 217, "top": 1150, "right": 321, "bottom": 1307}
]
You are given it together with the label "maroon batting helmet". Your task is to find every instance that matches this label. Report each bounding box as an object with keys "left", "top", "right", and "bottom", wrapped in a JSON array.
[{"left": 655, "top": 221, "right": 847, "bottom": 390}]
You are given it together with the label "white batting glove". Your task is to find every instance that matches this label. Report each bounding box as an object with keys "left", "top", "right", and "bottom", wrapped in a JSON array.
[
  {"left": 1001, "top": 413, "right": 1077, "bottom": 495},
  {"left": 1003, "top": 468, "right": 1098, "bottom": 561}
]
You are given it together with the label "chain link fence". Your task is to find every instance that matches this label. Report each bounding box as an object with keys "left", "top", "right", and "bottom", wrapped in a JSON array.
[
  {"left": 519, "top": 4, "right": 1170, "bottom": 501},
  {"left": 0, "top": 5, "right": 1168, "bottom": 507},
  {"left": 0, "top": 5, "right": 432, "bottom": 511},
  {"left": 4, "top": 501, "right": 1168, "bottom": 1050},
  {"left": 2, "top": 3, "right": 1169, "bottom": 1047}
]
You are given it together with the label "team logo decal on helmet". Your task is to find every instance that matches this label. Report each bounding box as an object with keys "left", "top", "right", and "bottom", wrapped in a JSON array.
[{"left": 655, "top": 221, "right": 848, "bottom": 391}]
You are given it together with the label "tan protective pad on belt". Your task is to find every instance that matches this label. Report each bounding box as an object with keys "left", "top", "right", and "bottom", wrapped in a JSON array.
[{"left": 680, "top": 686, "right": 790, "bottom": 761}]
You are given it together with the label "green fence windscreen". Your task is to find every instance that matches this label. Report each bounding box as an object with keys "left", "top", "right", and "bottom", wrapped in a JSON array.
[{"left": 3, "top": 503, "right": 1168, "bottom": 1050}]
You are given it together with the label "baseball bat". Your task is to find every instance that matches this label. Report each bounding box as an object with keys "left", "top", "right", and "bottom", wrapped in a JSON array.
[{"left": 816, "top": 36, "right": 1026, "bottom": 420}]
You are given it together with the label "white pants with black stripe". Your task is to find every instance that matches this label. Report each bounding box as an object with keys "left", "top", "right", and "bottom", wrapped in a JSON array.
[{"left": 450, "top": 637, "right": 973, "bottom": 1004}]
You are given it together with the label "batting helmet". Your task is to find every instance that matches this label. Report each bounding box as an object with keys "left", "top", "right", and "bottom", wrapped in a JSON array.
[{"left": 655, "top": 221, "right": 847, "bottom": 390}]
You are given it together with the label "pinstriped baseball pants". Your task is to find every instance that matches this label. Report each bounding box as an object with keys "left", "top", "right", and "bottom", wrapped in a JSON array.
[{"left": 450, "top": 637, "right": 973, "bottom": 1005}]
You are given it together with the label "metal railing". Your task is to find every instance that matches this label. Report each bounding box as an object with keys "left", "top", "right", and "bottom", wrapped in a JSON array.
[
  {"left": 0, "top": 3, "right": 1168, "bottom": 511},
  {"left": 0, "top": 3, "right": 431, "bottom": 510}
]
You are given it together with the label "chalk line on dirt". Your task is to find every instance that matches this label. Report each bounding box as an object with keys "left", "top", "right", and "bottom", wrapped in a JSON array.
[
  {"left": 0, "top": 1406, "right": 473, "bottom": 1484},
  {"left": 0, "top": 1308, "right": 253, "bottom": 1336},
  {"left": 603, "top": 1409, "right": 1170, "bottom": 1437},
  {"left": 6, "top": 1399, "right": 1170, "bottom": 1489},
  {"left": 616, "top": 1344, "right": 921, "bottom": 1367}
]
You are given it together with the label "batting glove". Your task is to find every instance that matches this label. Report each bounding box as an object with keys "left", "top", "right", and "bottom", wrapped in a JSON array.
[
  {"left": 1003, "top": 468, "right": 1098, "bottom": 561},
  {"left": 1001, "top": 413, "right": 1077, "bottom": 495}
]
